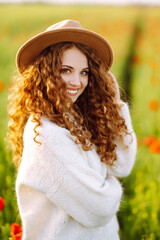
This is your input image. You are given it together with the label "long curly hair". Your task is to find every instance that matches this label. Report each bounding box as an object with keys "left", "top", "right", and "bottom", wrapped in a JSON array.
[{"left": 8, "top": 41, "right": 129, "bottom": 167}]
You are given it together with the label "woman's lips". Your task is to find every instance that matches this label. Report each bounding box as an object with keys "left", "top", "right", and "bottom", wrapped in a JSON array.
[{"left": 66, "top": 88, "right": 79, "bottom": 96}]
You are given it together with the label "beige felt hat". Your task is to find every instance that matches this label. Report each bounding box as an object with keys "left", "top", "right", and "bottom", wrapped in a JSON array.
[{"left": 16, "top": 19, "right": 113, "bottom": 72}]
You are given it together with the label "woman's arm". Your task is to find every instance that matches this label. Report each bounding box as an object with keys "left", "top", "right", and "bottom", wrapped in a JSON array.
[
  {"left": 17, "top": 117, "right": 122, "bottom": 228},
  {"left": 105, "top": 72, "right": 137, "bottom": 177},
  {"left": 107, "top": 102, "right": 137, "bottom": 177}
]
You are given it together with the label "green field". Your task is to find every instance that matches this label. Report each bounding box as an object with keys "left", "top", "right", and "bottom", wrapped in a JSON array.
[{"left": 0, "top": 4, "right": 160, "bottom": 240}]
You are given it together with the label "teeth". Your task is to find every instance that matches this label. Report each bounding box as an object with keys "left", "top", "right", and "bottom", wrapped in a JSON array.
[{"left": 66, "top": 89, "right": 79, "bottom": 94}]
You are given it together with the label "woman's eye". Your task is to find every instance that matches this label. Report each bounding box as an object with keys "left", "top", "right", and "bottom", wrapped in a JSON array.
[
  {"left": 61, "top": 69, "right": 70, "bottom": 74},
  {"left": 81, "top": 71, "right": 89, "bottom": 76}
]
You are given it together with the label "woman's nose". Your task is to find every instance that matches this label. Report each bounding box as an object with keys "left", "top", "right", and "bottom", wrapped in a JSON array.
[{"left": 70, "top": 73, "right": 81, "bottom": 86}]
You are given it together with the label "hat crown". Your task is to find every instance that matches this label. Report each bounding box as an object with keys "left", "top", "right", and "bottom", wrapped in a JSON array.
[
  {"left": 17, "top": 19, "right": 113, "bottom": 72},
  {"left": 46, "top": 19, "right": 82, "bottom": 32}
]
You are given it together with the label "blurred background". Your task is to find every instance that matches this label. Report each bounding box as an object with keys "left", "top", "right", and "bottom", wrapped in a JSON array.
[{"left": 0, "top": 1, "right": 160, "bottom": 239}]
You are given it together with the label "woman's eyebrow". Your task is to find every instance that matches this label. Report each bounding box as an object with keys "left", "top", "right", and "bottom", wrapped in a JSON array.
[
  {"left": 62, "top": 65, "right": 89, "bottom": 70},
  {"left": 62, "top": 65, "right": 73, "bottom": 69},
  {"left": 83, "top": 67, "right": 89, "bottom": 70}
]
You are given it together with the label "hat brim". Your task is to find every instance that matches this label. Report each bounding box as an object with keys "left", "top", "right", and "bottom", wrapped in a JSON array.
[{"left": 16, "top": 28, "right": 113, "bottom": 72}]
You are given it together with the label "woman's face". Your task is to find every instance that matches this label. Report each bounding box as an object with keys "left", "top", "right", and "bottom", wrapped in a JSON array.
[{"left": 60, "top": 46, "right": 89, "bottom": 103}]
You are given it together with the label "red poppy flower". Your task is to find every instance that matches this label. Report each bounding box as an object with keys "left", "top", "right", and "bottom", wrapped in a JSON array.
[
  {"left": 0, "top": 197, "right": 5, "bottom": 210},
  {"left": 131, "top": 54, "right": 141, "bottom": 65},
  {"left": 148, "top": 100, "right": 159, "bottom": 112},
  {"left": 0, "top": 80, "right": 5, "bottom": 92},
  {"left": 14, "top": 232, "right": 23, "bottom": 240},
  {"left": 143, "top": 136, "right": 157, "bottom": 147},
  {"left": 10, "top": 223, "right": 23, "bottom": 240},
  {"left": 149, "top": 140, "right": 160, "bottom": 154}
]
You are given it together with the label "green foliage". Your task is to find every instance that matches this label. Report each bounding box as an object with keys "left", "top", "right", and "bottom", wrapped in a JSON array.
[
  {"left": 0, "top": 142, "right": 21, "bottom": 239},
  {"left": 119, "top": 148, "right": 160, "bottom": 240},
  {"left": 118, "top": 8, "right": 160, "bottom": 239},
  {"left": 0, "top": 4, "right": 159, "bottom": 240}
]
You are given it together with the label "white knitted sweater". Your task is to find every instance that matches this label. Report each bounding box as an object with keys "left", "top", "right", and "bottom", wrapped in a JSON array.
[{"left": 16, "top": 103, "right": 137, "bottom": 240}]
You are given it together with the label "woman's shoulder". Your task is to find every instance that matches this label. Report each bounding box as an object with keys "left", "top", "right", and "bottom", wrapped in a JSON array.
[
  {"left": 23, "top": 115, "right": 70, "bottom": 144},
  {"left": 25, "top": 115, "right": 66, "bottom": 132}
]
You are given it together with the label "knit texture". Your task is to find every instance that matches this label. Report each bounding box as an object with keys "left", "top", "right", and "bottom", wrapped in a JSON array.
[{"left": 16, "top": 102, "right": 137, "bottom": 240}]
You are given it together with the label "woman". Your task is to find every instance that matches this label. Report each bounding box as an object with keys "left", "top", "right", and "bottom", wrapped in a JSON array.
[{"left": 8, "top": 20, "right": 137, "bottom": 240}]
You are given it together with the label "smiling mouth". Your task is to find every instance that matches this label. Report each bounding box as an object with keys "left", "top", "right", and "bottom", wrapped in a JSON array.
[{"left": 66, "top": 89, "right": 79, "bottom": 96}]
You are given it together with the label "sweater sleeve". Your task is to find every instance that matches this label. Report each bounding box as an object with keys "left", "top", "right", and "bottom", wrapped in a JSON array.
[
  {"left": 17, "top": 117, "right": 122, "bottom": 228},
  {"left": 107, "top": 102, "right": 137, "bottom": 177}
]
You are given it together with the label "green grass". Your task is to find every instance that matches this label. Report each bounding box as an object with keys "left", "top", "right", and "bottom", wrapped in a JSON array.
[{"left": 119, "top": 10, "right": 160, "bottom": 239}]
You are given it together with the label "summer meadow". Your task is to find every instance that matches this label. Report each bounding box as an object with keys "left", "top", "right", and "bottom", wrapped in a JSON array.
[{"left": 0, "top": 4, "right": 160, "bottom": 240}]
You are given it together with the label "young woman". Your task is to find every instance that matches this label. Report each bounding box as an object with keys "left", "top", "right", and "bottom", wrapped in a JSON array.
[{"left": 8, "top": 20, "right": 137, "bottom": 240}]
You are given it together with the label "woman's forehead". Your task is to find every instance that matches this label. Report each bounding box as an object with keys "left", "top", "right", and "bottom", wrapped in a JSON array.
[{"left": 61, "top": 47, "right": 88, "bottom": 69}]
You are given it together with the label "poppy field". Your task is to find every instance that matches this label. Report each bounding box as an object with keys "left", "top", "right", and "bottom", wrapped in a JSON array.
[{"left": 0, "top": 4, "right": 160, "bottom": 240}]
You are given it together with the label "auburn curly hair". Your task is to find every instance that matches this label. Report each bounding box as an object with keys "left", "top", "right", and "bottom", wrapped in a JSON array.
[{"left": 8, "top": 42, "right": 129, "bottom": 167}]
